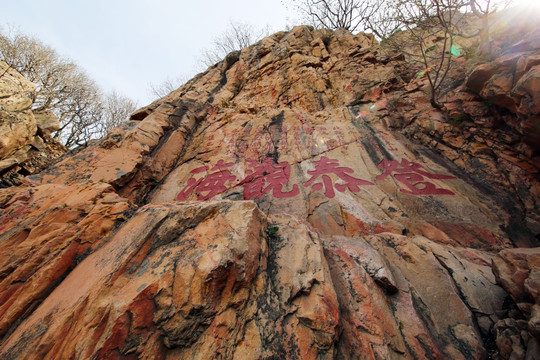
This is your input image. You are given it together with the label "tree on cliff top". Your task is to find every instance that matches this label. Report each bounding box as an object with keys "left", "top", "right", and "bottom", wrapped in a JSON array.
[
  {"left": 148, "top": 75, "right": 189, "bottom": 99},
  {"left": 0, "top": 27, "right": 137, "bottom": 148},
  {"left": 148, "top": 21, "right": 270, "bottom": 101},
  {"left": 101, "top": 91, "right": 138, "bottom": 134},
  {"left": 200, "top": 21, "right": 270, "bottom": 68},
  {"left": 291, "top": 0, "right": 514, "bottom": 108},
  {"left": 290, "top": 0, "right": 400, "bottom": 39},
  {"left": 291, "top": 0, "right": 513, "bottom": 36}
]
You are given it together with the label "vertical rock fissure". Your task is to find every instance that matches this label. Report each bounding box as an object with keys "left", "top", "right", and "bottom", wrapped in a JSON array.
[{"left": 431, "top": 252, "right": 497, "bottom": 357}]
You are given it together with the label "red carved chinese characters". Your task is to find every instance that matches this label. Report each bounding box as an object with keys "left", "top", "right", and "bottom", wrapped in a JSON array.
[
  {"left": 175, "top": 156, "right": 456, "bottom": 201},
  {"left": 304, "top": 156, "right": 374, "bottom": 198},
  {"left": 177, "top": 160, "right": 236, "bottom": 201},
  {"left": 240, "top": 158, "right": 299, "bottom": 199},
  {"left": 376, "top": 158, "right": 455, "bottom": 195}
]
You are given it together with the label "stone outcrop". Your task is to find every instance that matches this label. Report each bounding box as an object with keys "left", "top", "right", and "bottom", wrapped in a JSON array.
[
  {"left": 0, "top": 8, "right": 539, "bottom": 360},
  {"left": 382, "top": 8, "right": 540, "bottom": 243},
  {"left": 492, "top": 248, "right": 540, "bottom": 359},
  {"left": 0, "top": 60, "right": 65, "bottom": 187}
]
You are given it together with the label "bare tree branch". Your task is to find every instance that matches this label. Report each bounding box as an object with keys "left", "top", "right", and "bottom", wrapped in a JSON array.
[
  {"left": 148, "top": 75, "right": 188, "bottom": 99},
  {"left": 199, "top": 21, "right": 270, "bottom": 68},
  {"left": 0, "top": 27, "right": 137, "bottom": 147}
]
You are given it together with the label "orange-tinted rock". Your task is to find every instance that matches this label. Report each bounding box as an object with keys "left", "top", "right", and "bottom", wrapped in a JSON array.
[
  {"left": 0, "top": 12, "right": 539, "bottom": 360},
  {"left": 0, "top": 201, "right": 342, "bottom": 359},
  {"left": 0, "top": 182, "right": 130, "bottom": 339},
  {"left": 365, "top": 234, "right": 497, "bottom": 359},
  {"left": 323, "top": 237, "right": 409, "bottom": 359},
  {"left": 466, "top": 63, "right": 498, "bottom": 94},
  {"left": 493, "top": 248, "right": 540, "bottom": 303}
]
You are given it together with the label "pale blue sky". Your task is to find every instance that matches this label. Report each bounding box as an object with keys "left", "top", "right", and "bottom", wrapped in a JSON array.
[{"left": 1, "top": 0, "right": 298, "bottom": 106}]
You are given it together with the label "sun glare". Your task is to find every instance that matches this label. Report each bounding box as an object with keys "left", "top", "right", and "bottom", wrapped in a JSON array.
[
  {"left": 493, "top": 0, "right": 540, "bottom": 29},
  {"left": 515, "top": 0, "right": 540, "bottom": 12}
]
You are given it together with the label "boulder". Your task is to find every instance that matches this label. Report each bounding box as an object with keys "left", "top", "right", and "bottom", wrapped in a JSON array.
[
  {"left": 33, "top": 110, "right": 60, "bottom": 136},
  {"left": 492, "top": 248, "right": 540, "bottom": 303},
  {"left": 492, "top": 248, "right": 540, "bottom": 359},
  {"left": 0, "top": 60, "right": 65, "bottom": 186},
  {"left": 0, "top": 60, "right": 37, "bottom": 159}
]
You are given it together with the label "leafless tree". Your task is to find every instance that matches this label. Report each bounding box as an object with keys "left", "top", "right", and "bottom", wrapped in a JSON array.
[
  {"left": 291, "top": 0, "right": 388, "bottom": 35},
  {"left": 394, "top": 0, "right": 471, "bottom": 108},
  {"left": 290, "top": 0, "right": 468, "bottom": 107},
  {"left": 58, "top": 85, "right": 103, "bottom": 148},
  {"left": 99, "top": 91, "right": 138, "bottom": 134},
  {"left": 467, "top": 0, "right": 511, "bottom": 42},
  {"left": 363, "top": 0, "right": 404, "bottom": 39},
  {"left": 0, "top": 27, "right": 137, "bottom": 147},
  {"left": 199, "top": 21, "right": 270, "bottom": 68},
  {"left": 99, "top": 91, "right": 137, "bottom": 137},
  {"left": 149, "top": 22, "right": 267, "bottom": 98},
  {"left": 469, "top": 0, "right": 513, "bottom": 16},
  {"left": 393, "top": 0, "right": 514, "bottom": 107},
  {"left": 148, "top": 75, "right": 188, "bottom": 99},
  {"left": 291, "top": 0, "right": 516, "bottom": 107},
  {"left": 290, "top": 0, "right": 466, "bottom": 107}
]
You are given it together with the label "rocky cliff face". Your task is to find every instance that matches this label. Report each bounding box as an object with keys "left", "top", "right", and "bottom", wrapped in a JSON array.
[
  {"left": 0, "top": 9, "right": 538, "bottom": 360},
  {"left": 0, "top": 60, "right": 65, "bottom": 187}
]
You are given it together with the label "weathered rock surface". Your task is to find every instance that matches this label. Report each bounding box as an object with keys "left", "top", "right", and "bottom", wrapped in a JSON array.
[
  {"left": 0, "top": 60, "right": 65, "bottom": 187},
  {"left": 0, "top": 8, "right": 539, "bottom": 360},
  {"left": 491, "top": 247, "right": 540, "bottom": 360}
]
